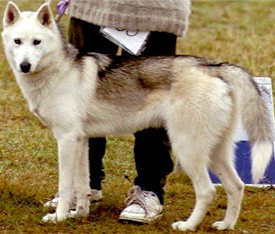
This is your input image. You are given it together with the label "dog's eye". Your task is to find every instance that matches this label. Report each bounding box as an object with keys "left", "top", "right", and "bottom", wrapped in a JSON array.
[
  {"left": 14, "top": 39, "right": 22, "bottom": 45},
  {"left": 33, "top": 40, "right": 41, "bottom": 46}
]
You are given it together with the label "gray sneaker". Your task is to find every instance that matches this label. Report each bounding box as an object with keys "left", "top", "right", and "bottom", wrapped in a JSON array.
[
  {"left": 44, "top": 189, "right": 103, "bottom": 208},
  {"left": 119, "top": 186, "right": 163, "bottom": 223}
]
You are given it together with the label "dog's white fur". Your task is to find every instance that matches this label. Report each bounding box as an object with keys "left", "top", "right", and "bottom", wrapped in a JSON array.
[{"left": 2, "top": 2, "right": 273, "bottom": 231}]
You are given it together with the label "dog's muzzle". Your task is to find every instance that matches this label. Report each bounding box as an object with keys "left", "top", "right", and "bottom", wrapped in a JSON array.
[{"left": 20, "top": 61, "right": 31, "bottom": 73}]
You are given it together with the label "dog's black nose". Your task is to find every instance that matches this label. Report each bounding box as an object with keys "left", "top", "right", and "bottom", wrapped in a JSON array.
[{"left": 20, "top": 61, "right": 31, "bottom": 73}]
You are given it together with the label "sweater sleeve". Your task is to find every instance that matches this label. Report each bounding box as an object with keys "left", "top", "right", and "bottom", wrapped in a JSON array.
[{"left": 67, "top": 0, "right": 191, "bottom": 37}]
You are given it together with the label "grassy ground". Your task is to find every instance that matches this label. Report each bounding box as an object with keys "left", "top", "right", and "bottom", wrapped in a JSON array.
[{"left": 0, "top": 0, "right": 275, "bottom": 233}]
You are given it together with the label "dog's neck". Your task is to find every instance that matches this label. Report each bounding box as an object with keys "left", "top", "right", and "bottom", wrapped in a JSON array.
[{"left": 14, "top": 61, "right": 68, "bottom": 114}]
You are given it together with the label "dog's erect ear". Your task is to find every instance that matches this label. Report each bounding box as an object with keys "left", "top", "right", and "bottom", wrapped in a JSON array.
[
  {"left": 36, "top": 3, "right": 54, "bottom": 27},
  {"left": 3, "top": 1, "right": 21, "bottom": 28}
]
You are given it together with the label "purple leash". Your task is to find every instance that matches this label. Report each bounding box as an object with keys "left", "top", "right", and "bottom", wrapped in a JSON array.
[{"left": 55, "top": 0, "right": 69, "bottom": 22}]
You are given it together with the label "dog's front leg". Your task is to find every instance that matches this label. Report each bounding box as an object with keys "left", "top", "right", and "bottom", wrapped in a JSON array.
[
  {"left": 73, "top": 137, "right": 90, "bottom": 217},
  {"left": 43, "top": 136, "right": 78, "bottom": 222}
]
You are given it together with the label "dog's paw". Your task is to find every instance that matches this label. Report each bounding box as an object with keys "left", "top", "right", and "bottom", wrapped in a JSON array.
[
  {"left": 67, "top": 210, "right": 77, "bottom": 218},
  {"left": 42, "top": 212, "right": 70, "bottom": 223},
  {"left": 42, "top": 210, "right": 86, "bottom": 223},
  {"left": 212, "top": 221, "right": 234, "bottom": 230},
  {"left": 42, "top": 213, "right": 58, "bottom": 223},
  {"left": 171, "top": 221, "right": 196, "bottom": 232}
]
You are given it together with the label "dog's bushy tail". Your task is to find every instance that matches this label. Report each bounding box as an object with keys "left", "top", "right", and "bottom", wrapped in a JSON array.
[{"left": 222, "top": 64, "right": 273, "bottom": 183}]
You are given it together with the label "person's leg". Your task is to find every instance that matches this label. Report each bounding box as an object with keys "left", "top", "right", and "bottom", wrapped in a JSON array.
[
  {"left": 133, "top": 32, "right": 176, "bottom": 203},
  {"left": 133, "top": 128, "right": 173, "bottom": 204},
  {"left": 69, "top": 18, "right": 119, "bottom": 192},
  {"left": 141, "top": 32, "right": 177, "bottom": 56},
  {"left": 68, "top": 17, "right": 118, "bottom": 54},
  {"left": 119, "top": 32, "right": 176, "bottom": 222}
]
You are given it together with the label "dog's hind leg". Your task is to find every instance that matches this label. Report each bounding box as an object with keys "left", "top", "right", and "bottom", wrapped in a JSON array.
[
  {"left": 209, "top": 138, "right": 244, "bottom": 230},
  {"left": 168, "top": 72, "right": 234, "bottom": 231},
  {"left": 170, "top": 134, "right": 216, "bottom": 231}
]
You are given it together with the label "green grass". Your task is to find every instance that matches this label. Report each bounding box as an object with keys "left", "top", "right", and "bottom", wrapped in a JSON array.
[{"left": 1, "top": 1, "right": 275, "bottom": 233}]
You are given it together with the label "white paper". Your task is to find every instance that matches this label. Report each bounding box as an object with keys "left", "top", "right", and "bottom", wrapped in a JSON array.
[{"left": 100, "top": 27, "right": 150, "bottom": 55}]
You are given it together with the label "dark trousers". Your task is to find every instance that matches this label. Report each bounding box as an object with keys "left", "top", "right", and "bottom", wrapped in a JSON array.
[{"left": 69, "top": 18, "right": 175, "bottom": 204}]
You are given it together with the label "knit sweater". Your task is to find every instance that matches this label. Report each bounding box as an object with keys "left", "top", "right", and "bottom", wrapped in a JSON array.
[{"left": 67, "top": 0, "right": 191, "bottom": 37}]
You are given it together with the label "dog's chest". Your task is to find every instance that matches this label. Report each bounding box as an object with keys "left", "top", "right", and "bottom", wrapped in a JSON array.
[{"left": 32, "top": 107, "right": 52, "bottom": 128}]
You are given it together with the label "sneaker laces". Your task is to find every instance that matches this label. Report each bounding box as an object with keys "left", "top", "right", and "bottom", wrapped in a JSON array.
[{"left": 124, "top": 186, "right": 161, "bottom": 216}]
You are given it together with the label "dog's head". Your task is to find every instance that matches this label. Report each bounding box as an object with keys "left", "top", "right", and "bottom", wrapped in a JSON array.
[{"left": 2, "top": 1, "right": 61, "bottom": 74}]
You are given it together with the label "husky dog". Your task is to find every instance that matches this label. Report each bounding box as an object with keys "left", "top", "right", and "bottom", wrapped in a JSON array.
[{"left": 2, "top": 2, "right": 273, "bottom": 231}]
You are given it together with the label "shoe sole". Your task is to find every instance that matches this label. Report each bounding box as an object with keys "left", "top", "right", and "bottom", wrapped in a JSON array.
[{"left": 119, "top": 213, "right": 163, "bottom": 224}]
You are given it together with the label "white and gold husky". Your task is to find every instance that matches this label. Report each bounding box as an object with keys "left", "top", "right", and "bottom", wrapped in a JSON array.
[{"left": 2, "top": 2, "right": 273, "bottom": 231}]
